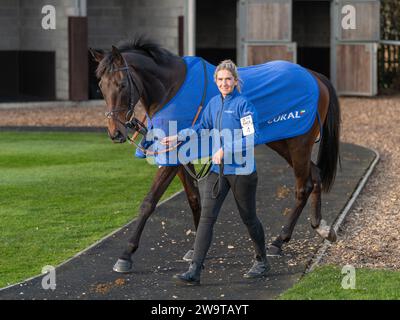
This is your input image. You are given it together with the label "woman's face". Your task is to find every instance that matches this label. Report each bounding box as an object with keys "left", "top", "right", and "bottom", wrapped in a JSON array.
[{"left": 216, "top": 69, "right": 237, "bottom": 97}]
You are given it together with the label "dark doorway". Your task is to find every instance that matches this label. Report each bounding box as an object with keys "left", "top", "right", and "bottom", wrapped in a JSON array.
[
  {"left": 0, "top": 51, "right": 55, "bottom": 102},
  {"left": 293, "top": 0, "right": 331, "bottom": 78},
  {"left": 196, "top": 0, "right": 237, "bottom": 65},
  {"left": 88, "top": 51, "right": 102, "bottom": 100}
]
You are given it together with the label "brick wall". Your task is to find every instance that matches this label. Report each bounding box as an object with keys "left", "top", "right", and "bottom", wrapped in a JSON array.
[
  {"left": 18, "top": 0, "right": 77, "bottom": 100},
  {"left": 0, "top": 0, "right": 81, "bottom": 100},
  {"left": 0, "top": 0, "right": 20, "bottom": 50},
  {"left": 88, "top": 0, "right": 185, "bottom": 54},
  {"left": 87, "top": 0, "right": 125, "bottom": 49},
  {"left": 0, "top": 0, "right": 185, "bottom": 101},
  {"left": 125, "top": 0, "right": 185, "bottom": 55}
]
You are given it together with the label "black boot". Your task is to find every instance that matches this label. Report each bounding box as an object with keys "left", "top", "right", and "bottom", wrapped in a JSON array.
[
  {"left": 244, "top": 256, "right": 270, "bottom": 279},
  {"left": 173, "top": 262, "right": 202, "bottom": 285}
]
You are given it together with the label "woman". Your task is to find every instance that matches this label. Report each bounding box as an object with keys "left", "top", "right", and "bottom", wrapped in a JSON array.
[{"left": 161, "top": 60, "right": 269, "bottom": 285}]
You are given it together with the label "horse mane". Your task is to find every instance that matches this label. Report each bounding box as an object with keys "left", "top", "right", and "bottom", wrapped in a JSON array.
[{"left": 96, "top": 35, "right": 177, "bottom": 78}]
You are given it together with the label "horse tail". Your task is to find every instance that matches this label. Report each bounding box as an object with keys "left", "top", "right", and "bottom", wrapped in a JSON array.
[{"left": 314, "top": 72, "right": 341, "bottom": 193}]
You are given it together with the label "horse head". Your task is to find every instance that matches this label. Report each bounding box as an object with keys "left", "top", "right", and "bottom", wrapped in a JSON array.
[{"left": 90, "top": 46, "right": 143, "bottom": 143}]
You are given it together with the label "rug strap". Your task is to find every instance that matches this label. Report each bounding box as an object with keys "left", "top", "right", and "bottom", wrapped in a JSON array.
[
  {"left": 191, "top": 59, "right": 208, "bottom": 127},
  {"left": 315, "top": 111, "right": 323, "bottom": 143}
]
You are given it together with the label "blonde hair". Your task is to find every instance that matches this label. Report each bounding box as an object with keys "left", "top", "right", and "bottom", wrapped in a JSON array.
[{"left": 214, "top": 59, "right": 242, "bottom": 92}]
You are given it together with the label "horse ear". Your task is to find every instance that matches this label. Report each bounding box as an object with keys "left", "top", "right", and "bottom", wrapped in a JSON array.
[
  {"left": 89, "top": 48, "right": 104, "bottom": 62},
  {"left": 111, "top": 45, "right": 124, "bottom": 65}
]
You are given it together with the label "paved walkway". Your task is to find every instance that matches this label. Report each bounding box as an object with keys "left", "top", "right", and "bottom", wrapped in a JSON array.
[{"left": 0, "top": 143, "right": 377, "bottom": 300}]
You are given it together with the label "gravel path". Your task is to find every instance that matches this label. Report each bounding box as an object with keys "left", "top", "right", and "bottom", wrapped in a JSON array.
[{"left": 1, "top": 95, "right": 399, "bottom": 270}]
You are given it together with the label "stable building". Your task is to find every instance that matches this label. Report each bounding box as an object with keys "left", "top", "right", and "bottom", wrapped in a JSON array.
[
  {"left": 0, "top": 0, "right": 393, "bottom": 103},
  {"left": 199, "top": 0, "right": 381, "bottom": 96}
]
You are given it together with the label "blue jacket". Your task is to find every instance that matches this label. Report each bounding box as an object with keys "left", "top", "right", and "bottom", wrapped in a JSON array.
[{"left": 178, "top": 89, "right": 259, "bottom": 175}]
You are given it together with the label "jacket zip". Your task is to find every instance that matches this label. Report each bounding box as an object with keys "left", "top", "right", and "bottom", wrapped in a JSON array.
[
  {"left": 217, "top": 96, "right": 225, "bottom": 175},
  {"left": 211, "top": 96, "right": 225, "bottom": 198},
  {"left": 217, "top": 96, "right": 225, "bottom": 133}
]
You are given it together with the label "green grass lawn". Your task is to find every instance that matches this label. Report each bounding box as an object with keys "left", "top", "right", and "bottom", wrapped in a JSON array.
[
  {"left": 279, "top": 265, "right": 400, "bottom": 300},
  {"left": 0, "top": 131, "right": 183, "bottom": 288}
]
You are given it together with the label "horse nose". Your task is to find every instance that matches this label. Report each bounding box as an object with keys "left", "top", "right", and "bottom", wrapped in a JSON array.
[{"left": 108, "top": 129, "right": 126, "bottom": 143}]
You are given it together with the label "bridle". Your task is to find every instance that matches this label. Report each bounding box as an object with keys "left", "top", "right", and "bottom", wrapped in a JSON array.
[{"left": 104, "top": 58, "right": 148, "bottom": 138}]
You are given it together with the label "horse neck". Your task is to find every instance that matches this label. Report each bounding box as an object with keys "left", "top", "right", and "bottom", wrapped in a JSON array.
[{"left": 125, "top": 53, "right": 186, "bottom": 117}]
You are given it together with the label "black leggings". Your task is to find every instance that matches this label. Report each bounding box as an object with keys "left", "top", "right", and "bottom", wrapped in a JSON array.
[{"left": 192, "top": 171, "right": 266, "bottom": 266}]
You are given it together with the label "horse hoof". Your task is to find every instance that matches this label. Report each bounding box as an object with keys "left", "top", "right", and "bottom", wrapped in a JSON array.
[
  {"left": 182, "top": 249, "right": 194, "bottom": 262},
  {"left": 327, "top": 228, "right": 337, "bottom": 243},
  {"left": 113, "top": 259, "right": 133, "bottom": 273},
  {"left": 267, "top": 245, "right": 282, "bottom": 257},
  {"left": 316, "top": 220, "right": 331, "bottom": 240}
]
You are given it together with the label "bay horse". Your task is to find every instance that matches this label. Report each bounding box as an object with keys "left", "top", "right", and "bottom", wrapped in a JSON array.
[{"left": 90, "top": 37, "right": 340, "bottom": 273}]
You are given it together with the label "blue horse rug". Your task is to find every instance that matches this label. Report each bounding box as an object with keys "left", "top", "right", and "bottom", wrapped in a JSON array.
[{"left": 136, "top": 56, "right": 320, "bottom": 165}]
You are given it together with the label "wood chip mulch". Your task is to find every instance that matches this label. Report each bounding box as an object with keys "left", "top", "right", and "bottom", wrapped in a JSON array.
[{"left": 321, "top": 95, "right": 400, "bottom": 270}]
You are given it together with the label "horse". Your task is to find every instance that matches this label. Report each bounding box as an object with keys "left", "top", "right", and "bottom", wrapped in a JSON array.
[{"left": 89, "top": 36, "right": 340, "bottom": 273}]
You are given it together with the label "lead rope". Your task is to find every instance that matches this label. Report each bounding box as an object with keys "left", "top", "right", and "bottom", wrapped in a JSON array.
[
  {"left": 211, "top": 161, "right": 224, "bottom": 199},
  {"left": 211, "top": 94, "right": 226, "bottom": 199}
]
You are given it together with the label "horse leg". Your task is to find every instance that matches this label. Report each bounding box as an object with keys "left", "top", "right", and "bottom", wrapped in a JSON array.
[
  {"left": 310, "top": 162, "right": 337, "bottom": 242},
  {"left": 267, "top": 142, "right": 335, "bottom": 242},
  {"left": 309, "top": 162, "right": 321, "bottom": 229},
  {"left": 113, "top": 165, "right": 180, "bottom": 273},
  {"left": 268, "top": 141, "right": 314, "bottom": 256},
  {"left": 177, "top": 163, "right": 202, "bottom": 261}
]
